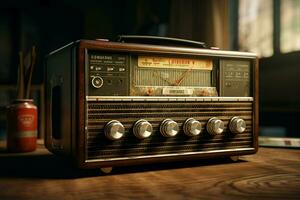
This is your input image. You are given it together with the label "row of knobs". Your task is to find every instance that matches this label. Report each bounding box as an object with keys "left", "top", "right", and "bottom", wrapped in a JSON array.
[{"left": 104, "top": 117, "right": 246, "bottom": 141}]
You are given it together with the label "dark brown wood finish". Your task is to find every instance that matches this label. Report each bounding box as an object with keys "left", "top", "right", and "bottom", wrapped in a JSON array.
[
  {"left": 254, "top": 57, "right": 260, "bottom": 151},
  {"left": 77, "top": 43, "right": 87, "bottom": 167},
  {"left": 74, "top": 40, "right": 258, "bottom": 168},
  {"left": 77, "top": 39, "right": 256, "bottom": 58},
  {"left": 0, "top": 143, "right": 299, "bottom": 200}
]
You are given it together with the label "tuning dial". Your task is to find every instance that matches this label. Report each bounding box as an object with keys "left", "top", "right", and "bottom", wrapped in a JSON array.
[
  {"left": 183, "top": 118, "right": 202, "bottom": 136},
  {"left": 91, "top": 76, "right": 103, "bottom": 88},
  {"left": 229, "top": 117, "right": 246, "bottom": 134},
  {"left": 133, "top": 119, "right": 153, "bottom": 139},
  {"left": 104, "top": 120, "right": 125, "bottom": 140},
  {"left": 206, "top": 117, "right": 224, "bottom": 136},
  {"left": 160, "top": 119, "right": 179, "bottom": 137}
]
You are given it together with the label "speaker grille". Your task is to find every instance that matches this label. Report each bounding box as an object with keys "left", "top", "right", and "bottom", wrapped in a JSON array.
[{"left": 86, "top": 100, "right": 254, "bottom": 161}]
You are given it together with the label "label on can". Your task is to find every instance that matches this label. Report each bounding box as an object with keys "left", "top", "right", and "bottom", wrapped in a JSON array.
[{"left": 7, "top": 99, "right": 38, "bottom": 152}]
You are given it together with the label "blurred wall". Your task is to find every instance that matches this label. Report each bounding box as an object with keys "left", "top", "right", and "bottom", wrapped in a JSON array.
[
  {"left": 169, "top": 0, "right": 229, "bottom": 49},
  {"left": 260, "top": 52, "right": 300, "bottom": 136},
  {"left": 0, "top": 0, "right": 228, "bottom": 85}
]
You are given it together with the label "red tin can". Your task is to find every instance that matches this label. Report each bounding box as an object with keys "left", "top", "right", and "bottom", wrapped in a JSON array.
[{"left": 7, "top": 99, "right": 37, "bottom": 152}]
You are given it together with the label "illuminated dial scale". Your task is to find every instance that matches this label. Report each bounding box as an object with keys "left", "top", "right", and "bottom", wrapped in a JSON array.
[{"left": 137, "top": 56, "right": 213, "bottom": 87}]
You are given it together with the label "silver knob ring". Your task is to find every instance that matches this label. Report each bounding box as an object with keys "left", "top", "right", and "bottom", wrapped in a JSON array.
[
  {"left": 91, "top": 76, "right": 104, "bottom": 88},
  {"left": 183, "top": 118, "right": 202, "bottom": 136},
  {"left": 160, "top": 119, "right": 179, "bottom": 137},
  {"left": 133, "top": 119, "right": 153, "bottom": 139},
  {"left": 104, "top": 120, "right": 125, "bottom": 140},
  {"left": 229, "top": 117, "right": 246, "bottom": 134},
  {"left": 206, "top": 117, "right": 224, "bottom": 136}
]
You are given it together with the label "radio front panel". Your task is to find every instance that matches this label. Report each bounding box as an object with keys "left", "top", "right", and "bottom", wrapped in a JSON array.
[{"left": 45, "top": 39, "right": 258, "bottom": 170}]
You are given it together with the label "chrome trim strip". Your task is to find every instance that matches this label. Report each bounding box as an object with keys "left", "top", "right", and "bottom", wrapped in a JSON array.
[
  {"left": 86, "top": 96, "right": 253, "bottom": 102},
  {"left": 86, "top": 147, "right": 255, "bottom": 163}
]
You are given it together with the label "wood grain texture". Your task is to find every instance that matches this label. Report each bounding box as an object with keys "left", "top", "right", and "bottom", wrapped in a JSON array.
[{"left": 0, "top": 143, "right": 299, "bottom": 200}]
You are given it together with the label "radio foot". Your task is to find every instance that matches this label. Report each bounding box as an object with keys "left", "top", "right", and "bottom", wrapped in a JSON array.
[
  {"left": 229, "top": 156, "right": 239, "bottom": 162},
  {"left": 100, "top": 167, "right": 113, "bottom": 174}
]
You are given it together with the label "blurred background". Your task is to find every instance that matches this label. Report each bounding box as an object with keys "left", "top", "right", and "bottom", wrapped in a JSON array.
[{"left": 0, "top": 0, "right": 299, "bottom": 139}]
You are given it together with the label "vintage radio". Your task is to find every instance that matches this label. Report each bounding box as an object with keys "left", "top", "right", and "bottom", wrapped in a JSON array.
[{"left": 45, "top": 36, "right": 259, "bottom": 172}]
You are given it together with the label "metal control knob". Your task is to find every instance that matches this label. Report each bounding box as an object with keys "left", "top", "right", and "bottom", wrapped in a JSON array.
[
  {"left": 91, "top": 76, "right": 103, "bottom": 88},
  {"left": 183, "top": 118, "right": 202, "bottom": 136},
  {"left": 206, "top": 117, "right": 224, "bottom": 136},
  {"left": 104, "top": 120, "right": 125, "bottom": 140},
  {"left": 133, "top": 119, "right": 153, "bottom": 139},
  {"left": 160, "top": 119, "right": 179, "bottom": 137},
  {"left": 229, "top": 117, "right": 246, "bottom": 134}
]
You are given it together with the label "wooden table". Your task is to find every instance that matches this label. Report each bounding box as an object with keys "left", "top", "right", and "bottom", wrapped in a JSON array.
[{"left": 0, "top": 142, "right": 299, "bottom": 200}]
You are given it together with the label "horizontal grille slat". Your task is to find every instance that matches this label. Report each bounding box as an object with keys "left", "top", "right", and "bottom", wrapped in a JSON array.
[
  {"left": 85, "top": 100, "right": 254, "bottom": 161},
  {"left": 88, "top": 106, "right": 252, "bottom": 112},
  {"left": 88, "top": 111, "right": 252, "bottom": 118},
  {"left": 87, "top": 136, "right": 253, "bottom": 149},
  {"left": 88, "top": 144, "right": 253, "bottom": 159},
  {"left": 88, "top": 102, "right": 252, "bottom": 109}
]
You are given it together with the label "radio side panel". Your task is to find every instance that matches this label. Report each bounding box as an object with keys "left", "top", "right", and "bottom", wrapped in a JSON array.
[
  {"left": 45, "top": 43, "right": 77, "bottom": 156},
  {"left": 254, "top": 57, "right": 259, "bottom": 152}
]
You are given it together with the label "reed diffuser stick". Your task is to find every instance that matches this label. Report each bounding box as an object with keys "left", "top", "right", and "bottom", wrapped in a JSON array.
[
  {"left": 17, "top": 52, "right": 24, "bottom": 99},
  {"left": 25, "top": 46, "right": 36, "bottom": 99}
]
